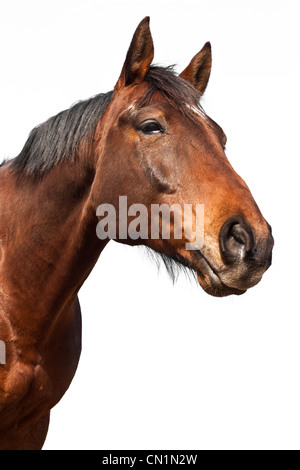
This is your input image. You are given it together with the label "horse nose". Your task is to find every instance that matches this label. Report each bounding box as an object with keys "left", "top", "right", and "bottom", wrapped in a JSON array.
[
  {"left": 219, "top": 216, "right": 274, "bottom": 269},
  {"left": 219, "top": 217, "right": 254, "bottom": 264},
  {"left": 218, "top": 216, "right": 274, "bottom": 290}
]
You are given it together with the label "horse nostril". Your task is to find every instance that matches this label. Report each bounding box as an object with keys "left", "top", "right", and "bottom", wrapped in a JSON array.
[
  {"left": 231, "top": 224, "right": 252, "bottom": 250},
  {"left": 219, "top": 217, "right": 253, "bottom": 264}
]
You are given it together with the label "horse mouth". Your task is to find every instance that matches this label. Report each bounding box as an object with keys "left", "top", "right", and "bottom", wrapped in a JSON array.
[{"left": 194, "top": 250, "right": 247, "bottom": 297}]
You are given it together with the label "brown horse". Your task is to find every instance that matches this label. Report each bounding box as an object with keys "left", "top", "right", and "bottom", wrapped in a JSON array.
[{"left": 0, "top": 17, "right": 273, "bottom": 450}]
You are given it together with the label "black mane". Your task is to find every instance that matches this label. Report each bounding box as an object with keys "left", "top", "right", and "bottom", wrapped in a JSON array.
[
  {"left": 9, "top": 66, "right": 203, "bottom": 175},
  {"left": 10, "top": 91, "right": 114, "bottom": 175}
]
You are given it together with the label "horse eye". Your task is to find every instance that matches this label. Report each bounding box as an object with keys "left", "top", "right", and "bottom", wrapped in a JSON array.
[{"left": 139, "top": 120, "right": 164, "bottom": 135}]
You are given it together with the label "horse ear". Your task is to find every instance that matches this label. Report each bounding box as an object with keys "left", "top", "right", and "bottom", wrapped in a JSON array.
[
  {"left": 115, "top": 17, "right": 154, "bottom": 93},
  {"left": 179, "top": 42, "right": 212, "bottom": 95}
]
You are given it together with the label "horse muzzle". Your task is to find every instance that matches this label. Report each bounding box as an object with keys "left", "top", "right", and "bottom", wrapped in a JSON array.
[{"left": 195, "top": 216, "right": 274, "bottom": 297}]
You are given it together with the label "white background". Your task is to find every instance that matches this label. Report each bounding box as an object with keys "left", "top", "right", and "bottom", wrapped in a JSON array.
[{"left": 1, "top": 0, "right": 299, "bottom": 450}]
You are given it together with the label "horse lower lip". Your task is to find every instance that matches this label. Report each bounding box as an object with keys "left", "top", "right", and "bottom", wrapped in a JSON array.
[{"left": 195, "top": 250, "right": 246, "bottom": 296}]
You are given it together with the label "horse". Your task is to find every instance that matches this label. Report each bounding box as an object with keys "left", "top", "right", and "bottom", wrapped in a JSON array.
[{"left": 0, "top": 17, "right": 273, "bottom": 450}]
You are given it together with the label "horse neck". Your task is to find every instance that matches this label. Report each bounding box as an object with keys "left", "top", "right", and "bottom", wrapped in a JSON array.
[{"left": 0, "top": 157, "right": 107, "bottom": 340}]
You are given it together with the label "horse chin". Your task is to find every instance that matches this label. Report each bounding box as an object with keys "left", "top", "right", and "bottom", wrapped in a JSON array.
[
  {"left": 195, "top": 253, "right": 247, "bottom": 297},
  {"left": 197, "top": 271, "right": 247, "bottom": 297}
]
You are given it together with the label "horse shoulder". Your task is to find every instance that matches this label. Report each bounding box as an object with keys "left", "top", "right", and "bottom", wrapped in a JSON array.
[{"left": 0, "top": 306, "right": 51, "bottom": 420}]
